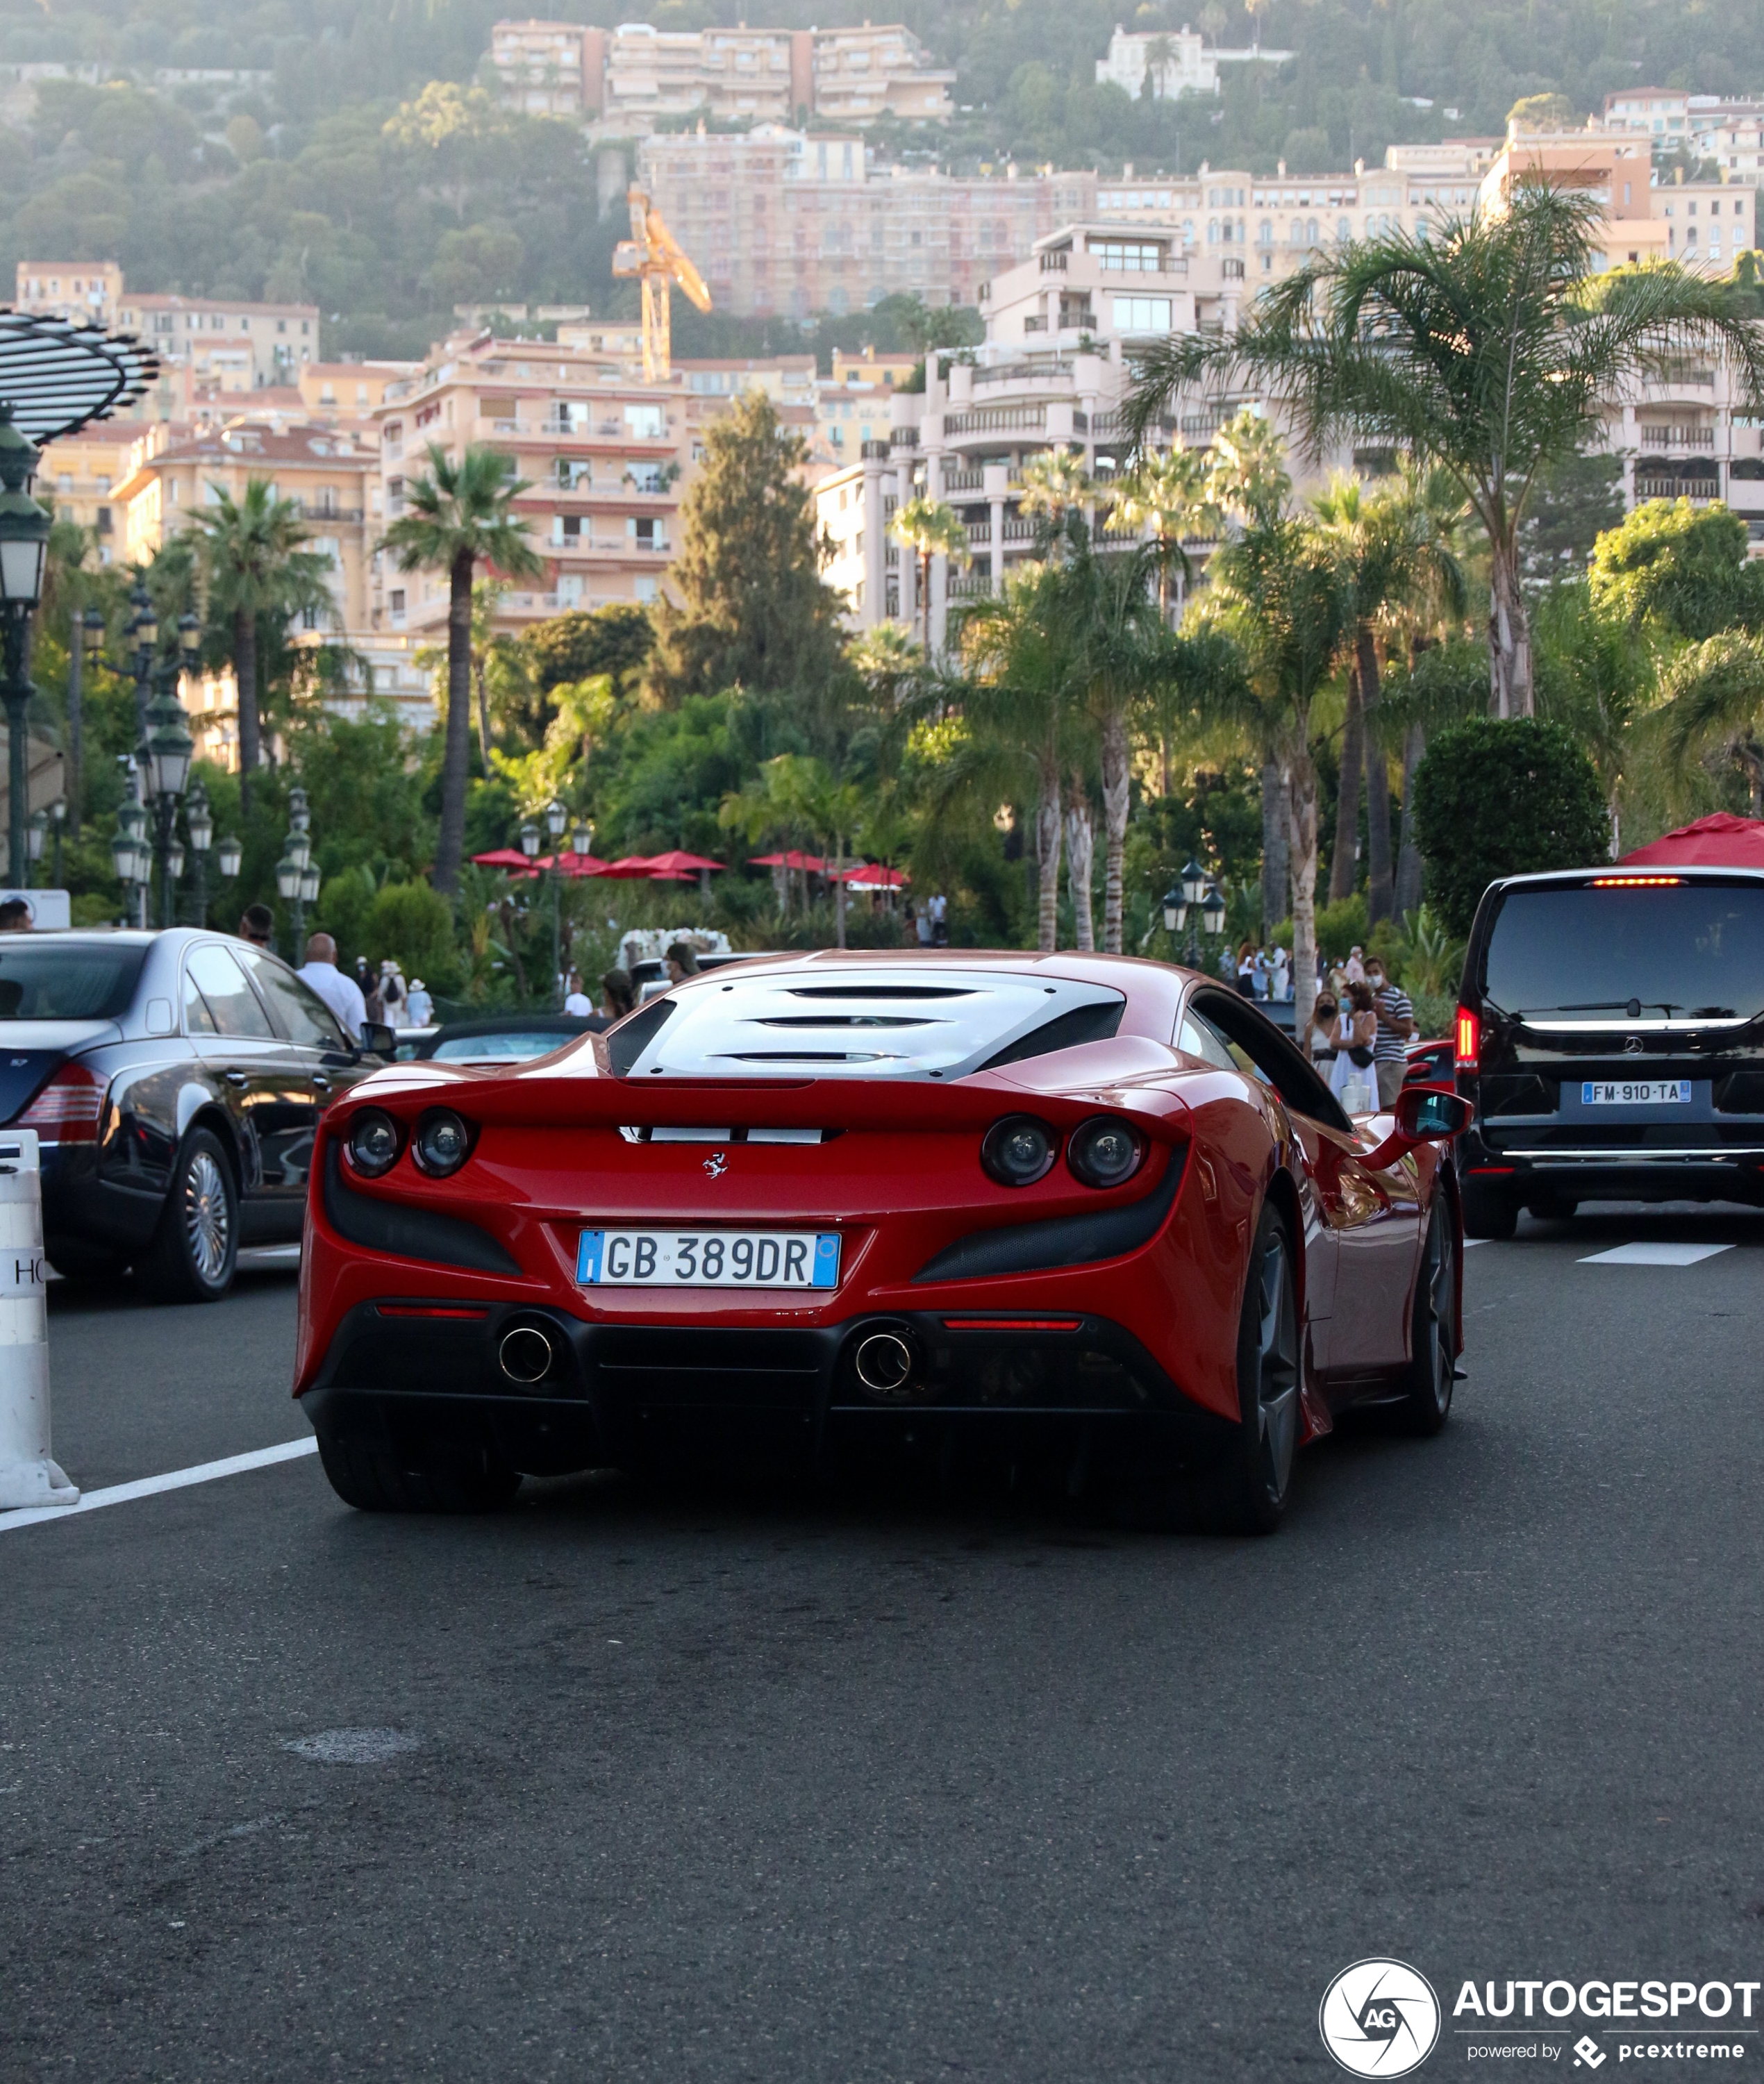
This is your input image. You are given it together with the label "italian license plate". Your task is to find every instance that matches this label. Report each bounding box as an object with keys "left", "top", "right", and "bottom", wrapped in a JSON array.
[
  {"left": 576, "top": 1228, "right": 840, "bottom": 1288},
  {"left": 1581, "top": 1080, "right": 1691, "bottom": 1106}
]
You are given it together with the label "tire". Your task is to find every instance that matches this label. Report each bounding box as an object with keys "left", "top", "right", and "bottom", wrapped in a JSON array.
[
  {"left": 315, "top": 1433, "right": 522, "bottom": 1514},
  {"left": 1213, "top": 1203, "right": 1303, "bottom": 1535},
  {"left": 1525, "top": 1192, "right": 1578, "bottom": 1222},
  {"left": 1396, "top": 1201, "right": 1458, "bottom": 1437},
  {"left": 141, "top": 1127, "right": 238, "bottom": 1303},
  {"left": 1461, "top": 1174, "right": 1517, "bottom": 1240}
]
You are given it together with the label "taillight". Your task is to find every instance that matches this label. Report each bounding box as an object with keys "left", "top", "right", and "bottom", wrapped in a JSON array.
[
  {"left": 16, "top": 1062, "right": 108, "bottom": 1144},
  {"left": 1454, "top": 1006, "right": 1479, "bottom": 1071}
]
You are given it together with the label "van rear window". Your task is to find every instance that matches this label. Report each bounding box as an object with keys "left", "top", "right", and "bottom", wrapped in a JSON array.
[{"left": 1484, "top": 883, "right": 1764, "bottom": 1020}]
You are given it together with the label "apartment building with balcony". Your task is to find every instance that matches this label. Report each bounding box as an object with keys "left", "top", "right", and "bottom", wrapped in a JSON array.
[
  {"left": 638, "top": 126, "right": 1097, "bottom": 317},
  {"left": 487, "top": 19, "right": 949, "bottom": 129},
  {"left": 12, "top": 261, "right": 124, "bottom": 328},
  {"left": 297, "top": 361, "right": 422, "bottom": 430},
  {"left": 111, "top": 419, "right": 374, "bottom": 631},
  {"left": 370, "top": 332, "right": 704, "bottom": 637},
  {"left": 113, "top": 292, "right": 320, "bottom": 388}
]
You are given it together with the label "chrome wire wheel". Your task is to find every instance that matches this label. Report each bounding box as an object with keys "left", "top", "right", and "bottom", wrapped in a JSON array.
[
  {"left": 181, "top": 1147, "right": 232, "bottom": 1286},
  {"left": 1254, "top": 1230, "right": 1301, "bottom": 1507}
]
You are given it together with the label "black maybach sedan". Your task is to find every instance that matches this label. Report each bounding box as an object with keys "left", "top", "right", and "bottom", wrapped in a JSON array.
[{"left": 1, "top": 929, "right": 389, "bottom": 1301}]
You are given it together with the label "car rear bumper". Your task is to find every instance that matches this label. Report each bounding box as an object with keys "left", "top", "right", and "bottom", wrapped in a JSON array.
[
  {"left": 1463, "top": 1128, "right": 1764, "bottom": 1203},
  {"left": 297, "top": 1298, "right": 1238, "bottom": 1477}
]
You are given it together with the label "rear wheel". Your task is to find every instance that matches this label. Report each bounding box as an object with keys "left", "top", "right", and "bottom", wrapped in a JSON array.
[
  {"left": 1397, "top": 1202, "right": 1458, "bottom": 1437},
  {"left": 315, "top": 1433, "right": 522, "bottom": 1514},
  {"left": 1461, "top": 1174, "right": 1517, "bottom": 1240},
  {"left": 141, "top": 1128, "right": 237, "bottom": 1303},
  {"left": 1213, "top": 1203, "right": 1301, "bottom": 1535}
]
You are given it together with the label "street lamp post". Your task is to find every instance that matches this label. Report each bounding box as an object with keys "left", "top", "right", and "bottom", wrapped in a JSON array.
[
  {"left": 72, "top": 605, "right": 103, "bottom": 838},
  {"left": 278, "top": 804, "right": 314, "bottom": 964},
  {"left": 49, "top": 798, "right": 63, "bottom": 888},
  {"left": 215, "top": 831, "right": 243, "bottom": 883},
  {"left": 0, "top": 407, "right": 51, "bottom": 889},
  {"left": 110, "top": 791, "right": 149, "bottom": 926},
  {"left": 1161, "top": 856, "right": 1210, "bottom": 967},
  {"left": 545, "top": 796, "right": 567, "bottom": 1008},
  {"left": 518, "top": 819, "right": 542, "bottom": 1010},
  {"left": 140, "top": 676, "right": 194, "bottom": 930},
  {"left": 124, "top": 582, "right": 157, "bottom": 739},
  {"left": 185, "top": 776, "right": 213, "bottom": 927},
  {"left": 25, "top": 808, "right": 44, "bottom": 883}
]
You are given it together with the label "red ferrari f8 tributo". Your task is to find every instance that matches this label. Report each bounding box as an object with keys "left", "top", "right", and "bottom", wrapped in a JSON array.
[{"left": 294, "top": 952, "right": 1467, "bottom": 1531}]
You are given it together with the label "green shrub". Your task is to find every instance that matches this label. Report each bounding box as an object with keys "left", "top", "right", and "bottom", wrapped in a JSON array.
[
  {"left": 1411, "top": 718, "right": 1609, "bottom": 936},
  {"left": 365, "top": 881, "right": 460, "bottom": 992}
]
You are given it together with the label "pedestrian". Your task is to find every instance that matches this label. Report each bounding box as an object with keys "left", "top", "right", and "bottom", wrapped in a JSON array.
[
  {"left": 1332, "top": 979, "right": 1379, "bottom": 1108},
  {"left": 379, "top": 957, "right": 408, "bottom": 1027},
  {"left": 362, "top": 968, "right": 385, "bottom": 1026},
  {"left": 296, "top": 931, "right": 368, "bottom": 1040},
  {"left": 665, "top": 940, "right": 700, "bottom": 985},
  {"left": 1364, "top": 954, "right": 1415, "bottom": 1110},
  {"left": 1271, "top": 944, "right": 1291, "bottom": 1003},
  {"left": 563, "top": 967, "right": 592, "bottom": 1017},
  {"left": 405, "top": 977, "right": 433, "bottom": 1027},
  {"left": 0, "top": 897, "right": 31, "bottom": 932},
  {"left": 913, "top": 902, "right": 931, "bottom": 948},
  {"left": 1345, "top": 944, "right": 1367, "bottom": 985},
  {"left": 237, "top": 902, "right": 274, "bottom": 949},
  {"left": 600, "top": 967, "right": 635, "bottom": 1021},
  {"left": 1235, "top": 940, "right": 1257, "bottom": 996},
  {"left": 1306, "top": 988, "right": 1340, "bottom": 1071},
  {"left": 929, "top": 892, "right": 949, "bottom": 945}
]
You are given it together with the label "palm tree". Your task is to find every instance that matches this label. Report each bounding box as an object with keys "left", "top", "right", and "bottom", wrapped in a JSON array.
[
  {"left": 1198, "top": 0, "right": 1226, "bottom": 47},
  {"left": 192, "top": 480, "right": 333, "bottom": 807},
  {"left": 1312, "top": 468, "right": 1466, "bottom": 916},
  {"left": 888, "top": 496, "right": 970, "bottom": 653},
  {"left": 1103, "top": 442, "right": 1218, "bottom": 624},
  {"left": 381, "top": 443, "right": 542, "bottom": 895},
  {"left": 1017, "top": 444, "right": 1095, "bottom": 551},
  {"left": 1052, "top": 532, "right": 1176, "bottom": 953},
  {"left": 947, "top": 561, "right": 1085, "bottom": 952},
  {"left": 1195, "top": 515, "right": 1355, "bottom": 1029},
  {"left": 1656, "top": 631, "right": 1764, "bottom": 815},
  {"left": 1126, "top": 183, "right": 1764, "bottom": 718}
]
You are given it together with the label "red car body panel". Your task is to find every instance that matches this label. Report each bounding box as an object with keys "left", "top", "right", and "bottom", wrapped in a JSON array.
[{"left": 294, "top": 951, "right": 1459, "bottom": 1469}]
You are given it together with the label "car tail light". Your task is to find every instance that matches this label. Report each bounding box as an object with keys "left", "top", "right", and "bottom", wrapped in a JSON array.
[
  {"left": 1454, "top": 1006, "right": 1479, "bottom": 1070},
  {"left": 15, "top": 1062, "right": 108, "bottom": 1144}
]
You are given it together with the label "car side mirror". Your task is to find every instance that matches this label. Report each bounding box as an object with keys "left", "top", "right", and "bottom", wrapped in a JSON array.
[
  {"left": 1359, "top": 1085, "right": 1470, "bottom": 1171},
  {"left": 358, "top": 1021, "right": 397, "bottom": 1058},
  {"left": 1394, "top": 1085, "right": 1470, "bottom": 1140}
]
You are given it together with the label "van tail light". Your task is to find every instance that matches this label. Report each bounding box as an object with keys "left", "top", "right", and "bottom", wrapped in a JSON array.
[
  {"left": 1454, "top": 1006, "right": 1480, "bottom": 1070},
  {"left": 15, "top": 1062, "right": 108, "bottom": 1144}
]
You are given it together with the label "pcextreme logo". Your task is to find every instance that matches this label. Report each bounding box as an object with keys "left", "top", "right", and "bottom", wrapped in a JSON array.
[{"left": 1320, "top": 1959, "right": 1444, "bottom": 2077}]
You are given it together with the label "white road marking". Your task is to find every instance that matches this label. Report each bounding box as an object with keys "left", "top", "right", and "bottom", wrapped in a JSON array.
[
  {"left": 0, "top": 1436, "right": 317, "bottom": 1533},
  {"left": 1579, "top": 1242, "right": 1737, "bottom": 1267}
]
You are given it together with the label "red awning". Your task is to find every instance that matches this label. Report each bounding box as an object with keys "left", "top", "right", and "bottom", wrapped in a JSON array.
[
  {"left": 470, "top": 847, "right": 538, "bottom": 872},
  {"left": 538, "top": 850, "right": 610, "bottom": 878},
  {"left": 834, "top": 863, "right": 910, "bottom": 890},
  {"left": 1621, "top": 812, "right": 1764, "bottom": 867}
]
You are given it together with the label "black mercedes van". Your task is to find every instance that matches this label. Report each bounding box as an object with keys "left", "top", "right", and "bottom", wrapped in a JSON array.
[{"left": 1454, "top": 867, "right": 1764, "bottom": 1236}]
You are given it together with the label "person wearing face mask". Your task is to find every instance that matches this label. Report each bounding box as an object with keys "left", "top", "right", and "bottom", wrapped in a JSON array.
[{"left": 1364, "top": 955, "right": 1415, "bottom": 1110}]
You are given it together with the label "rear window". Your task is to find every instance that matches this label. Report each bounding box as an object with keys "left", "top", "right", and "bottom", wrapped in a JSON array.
[
  {"left": 613, "top": 968, "right": 1127, "bottom": 1079},
  {"left": 1484, "top": 882, "right": 1764, "bottom": 1021},
  {"left": 0, "top": 942, "right": 146, "bottom": 1019}
]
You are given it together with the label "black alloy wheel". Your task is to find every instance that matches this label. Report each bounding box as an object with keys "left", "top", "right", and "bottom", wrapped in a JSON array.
[
  {"left": 1218, "top": 1203, "right": 1302, "bottom": 1535},
  {"left": 141, "top": 1126, "right": 238, "bottom": 1304},
  {"left": 1397, "top": 1200, "right": 1458, "bottom": 1437},
  {"left": 315, "top": 1434, "right": 522, "bottom": 1514}
]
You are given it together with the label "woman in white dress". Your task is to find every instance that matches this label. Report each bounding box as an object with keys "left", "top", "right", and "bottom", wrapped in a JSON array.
[{"left": 1331, "top": 980, "right": 1379, "bottom": 1108}]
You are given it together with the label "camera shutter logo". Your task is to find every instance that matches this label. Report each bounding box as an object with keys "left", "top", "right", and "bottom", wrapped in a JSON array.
[{"left": 1318, "top": 1959, "right": 1441, "bottom": 2077}]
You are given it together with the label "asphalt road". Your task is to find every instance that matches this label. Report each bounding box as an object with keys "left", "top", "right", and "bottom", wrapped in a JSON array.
[{"left": 5, "top": 1206, "right": 1763, "bottom": 2083}]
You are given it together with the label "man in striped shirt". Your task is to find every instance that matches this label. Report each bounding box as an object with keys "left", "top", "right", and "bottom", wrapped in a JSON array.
[{"left": 1364, "top": 956, "right": 1415, "bottom": 1110}]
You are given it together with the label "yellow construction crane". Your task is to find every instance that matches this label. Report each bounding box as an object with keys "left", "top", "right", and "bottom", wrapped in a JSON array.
[{"left": 613, "top": 187, "right": 711, "bottom": 383}]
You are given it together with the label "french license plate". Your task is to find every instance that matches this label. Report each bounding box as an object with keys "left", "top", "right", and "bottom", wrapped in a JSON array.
[
  {"left": 576, "top": 1228, "right": 840, "bottom": 1288},
  {"left": 1581, "top": 1080, "right": 1691, "bottom": 1106}
]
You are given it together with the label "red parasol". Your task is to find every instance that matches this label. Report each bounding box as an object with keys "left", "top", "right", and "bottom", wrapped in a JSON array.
[
  {"left": 538, "top": 849, "right": 610, "bottom": 877},
  {"left": 835, "top": 863, "right": 910, "bottom": 890},
  {"left": 641, "top": 849, "right": 725, "bottom": 876},
  {"left": 749, "top": 850, "right": 827, "bottom": 873},
  {"left": 470, "top": 847, "right": 539, "bottom": 872},
  {"left": 1620, "top": 812, "right": 1764, "bottom": 868}
]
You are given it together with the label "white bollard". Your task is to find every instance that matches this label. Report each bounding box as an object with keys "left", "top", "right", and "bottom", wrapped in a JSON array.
[{"left": 0, "top": 1130, "right": 77, "bottom": 1510}]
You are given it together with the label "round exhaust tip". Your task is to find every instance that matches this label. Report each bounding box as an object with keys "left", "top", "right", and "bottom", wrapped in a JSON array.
[
  {"left": 499, "top": 1324, "right": 554, "bottom": 1385},
  {"left": 854, "top": 1330, "right": 915, "bottom": 1397}
]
